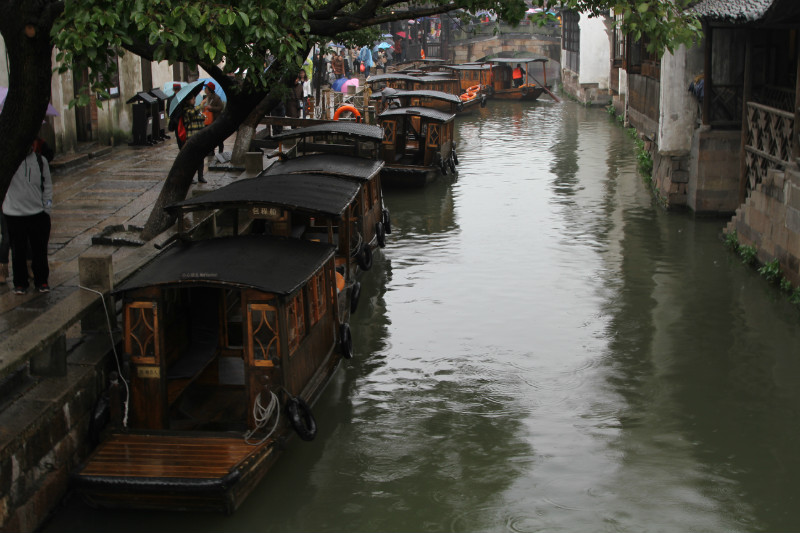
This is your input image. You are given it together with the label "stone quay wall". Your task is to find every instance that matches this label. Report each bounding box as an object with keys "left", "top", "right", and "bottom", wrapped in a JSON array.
[{"left": 725, "top": 167, "right": 800, "bottom": 286}]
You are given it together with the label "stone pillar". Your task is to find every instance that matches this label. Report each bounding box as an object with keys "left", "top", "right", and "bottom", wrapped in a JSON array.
[{"left": 78, "top": 252, "right": 115, "bottom": 333}]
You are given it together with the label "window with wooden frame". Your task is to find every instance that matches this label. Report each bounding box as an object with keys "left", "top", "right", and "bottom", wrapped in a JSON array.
[
  {"left": 308, "top": 270, "right": 328, "bottom": 325},
  {"left": 126, "top": 301, "right": 159, "bottom": 364},
  {"left": 287, "top": 291, "right": 306, "bottom": 354},
  {"left": 626, "top": 34, "right": 660, "bottom": 79},
  {"left": 382, "top": 120, "right": 396, "bottom": 144},
  {"left": 427, "top": 123, "right": 441, "bottom": 148},
  {"left": 247, "top": 299, "right": 280, "bottom": 366},
  {"left": 562, "top": 10, "right": 580, "bottom": 53},
  {"left": 612, "top": 14, "right": 625, "bottom": 67}
]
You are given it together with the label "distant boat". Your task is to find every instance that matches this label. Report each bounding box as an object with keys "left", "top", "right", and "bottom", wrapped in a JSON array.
[
  {"left": 377, "top": 106, "right": 458, "bottom": 188},
  {"left": 484, "top": 56, "right": 554, "bottom": 101}
]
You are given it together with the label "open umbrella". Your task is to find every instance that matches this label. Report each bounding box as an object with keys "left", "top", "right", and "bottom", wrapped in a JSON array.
[
  {"left": 339, "top": 78, "right": 360, "bottom": 93},
  {"left": 196, "top": 78, "right": 227, "bottom": 103},
  {"left": 161, "top": 81, "right": 186, "bottom": 98},
  {"left": 0, "top": 86, "right": 59, "bottom": 117},
  {"left": 168, "top": 80, "right": 205, "bottom": 116},
  {"left": 373, "top": 42, "right": 392, "bottom": 51},
  {"left": 395, "top": 31, "right": 406, "bottom": 38}
]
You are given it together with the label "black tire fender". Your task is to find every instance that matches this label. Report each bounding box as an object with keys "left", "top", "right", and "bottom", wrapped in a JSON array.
[
  {"left": 339, "top": 322, "right": 353, "bottom": 359},
  {"left": 382, "top": 208, "right": 392, "bottom": 234},
  {"left": 287, "top": 396, "right": 317, "bottom": 441},
  {"left": 480, "top": 95, "right": 487, "bottom": 108},
  {"left": 452, "top": 149, "right": 459, "bottom": 166},
  {"left": 456, "top": 101, "right": 464, "bottom": 112},
  {"left": 448, "top": 156, "right": 456, "bottom": 173},
  {"left": 375, "top": 221, "right": 386, "bottom": 248},
  {"left": 350, "top": 281, "right": 361, "bottom": 314},
  {"left": 521, "top": 86, "right": 529, "bottom": 96},
  {"left": 356, "top": 243, "right": 373, "bottom": 271}
]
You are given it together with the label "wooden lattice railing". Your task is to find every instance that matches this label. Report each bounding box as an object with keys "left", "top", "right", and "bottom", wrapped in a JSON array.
[{"left": 744, "top": 101, "right": 794, "bottom": 193}]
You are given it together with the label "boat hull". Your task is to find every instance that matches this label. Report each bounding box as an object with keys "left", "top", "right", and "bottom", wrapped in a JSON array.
[
  {"left": 381, "top": 165, "right": 448, "bottom": 189},
  {"left": 491, "top": 86, "right": 546, "bottom": 101}
]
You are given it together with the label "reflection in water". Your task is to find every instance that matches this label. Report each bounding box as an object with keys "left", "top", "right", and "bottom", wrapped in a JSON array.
[{"left": 43, "top": 101, "right": 800, "bottom": 533}]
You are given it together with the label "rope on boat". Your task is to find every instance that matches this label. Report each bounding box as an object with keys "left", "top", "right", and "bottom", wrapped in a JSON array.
[
  {"left": 79, "top": 285, "right": 130, "bottom": 428},
  {"left": 244, "top": 390, "right": 281, "bottom": 446}
]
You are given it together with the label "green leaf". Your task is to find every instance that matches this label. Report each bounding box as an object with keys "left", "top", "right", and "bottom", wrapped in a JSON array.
[
  {"left": 638, "top": 3, "right": 649, "bottom": 13},
  {"left": 238, "top": 11, "right": 249, "bottom": 26}
]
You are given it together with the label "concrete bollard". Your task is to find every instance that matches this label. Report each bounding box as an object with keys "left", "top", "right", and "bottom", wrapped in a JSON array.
[
  {"left": 79, "top": 253, "right": 115, "bottom": 332},
  {"left": 245, "top": 151, "right": 264, "bottom": 174}
]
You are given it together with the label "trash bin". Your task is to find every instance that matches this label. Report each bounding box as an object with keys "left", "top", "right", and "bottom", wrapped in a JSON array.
[
  {"left": 126, "top": 91, "right": 157, "bottom": 145},
  {"left": 148, "top": 88, "right": 169, "bottom": 141}
]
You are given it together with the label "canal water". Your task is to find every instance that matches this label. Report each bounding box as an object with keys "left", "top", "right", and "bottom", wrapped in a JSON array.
[{"left": 46, "top": 101, "right": 800, "bottom": 532}]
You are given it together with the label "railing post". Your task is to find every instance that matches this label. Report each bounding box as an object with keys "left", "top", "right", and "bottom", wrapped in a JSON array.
[{"left": 739, "top": 30, "right": 753, "bottom": 204}]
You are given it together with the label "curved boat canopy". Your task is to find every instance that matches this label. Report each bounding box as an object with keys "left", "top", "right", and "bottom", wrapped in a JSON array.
[
  {"left": 378, "top": 106, "right": 456, "bottom": 123},
  {"left": 114, "top": 234, "right": 336, "bottom": 295},
  {"left": 370, "top": 88, "right": 461, "bottom": 105},
  {"left": 264, "top": 154, "right": 384, "bottom": 182},
  {"left": 272, "top": 122, "right": 383, "bottom": 143},
  {"left": 166, "top": 173, "right": 359, "bottom": 217}
]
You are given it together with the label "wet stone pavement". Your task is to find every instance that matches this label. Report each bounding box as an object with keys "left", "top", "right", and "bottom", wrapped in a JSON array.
[{"left": 0, "top": 137, "right": 244, "bottom": 341}]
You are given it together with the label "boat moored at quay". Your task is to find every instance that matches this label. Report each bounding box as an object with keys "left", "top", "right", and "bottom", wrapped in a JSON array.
[{"left": 72, "top": 233, "right": 350, "bottom": 513}]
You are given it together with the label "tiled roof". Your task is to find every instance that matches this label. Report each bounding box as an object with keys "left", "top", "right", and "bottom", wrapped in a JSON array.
[{"left": 691, "top": 0, "right": 775, "bottom": 22}]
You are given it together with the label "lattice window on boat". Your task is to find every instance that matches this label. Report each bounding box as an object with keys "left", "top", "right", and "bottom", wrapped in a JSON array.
[
  {"left": 308, "top": 270, "right": 328, "bottom": 325},
  {"left": 287, "top": 292, "right": 306, "bottom": 355},
  {"left": 248, "top": 302, "right": 280, "bottom": 366},
  {"left": 427, "top": 124, "right": 441, "bottom": 148},
  {"left": 382, "top": 120, "right": 396, "bottom": 144},
  {"left": 126, "top": 301, "right": 159, "bottom": 364}
]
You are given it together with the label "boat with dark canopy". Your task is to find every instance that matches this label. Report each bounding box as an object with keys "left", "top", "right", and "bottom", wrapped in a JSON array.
[
  {"left": 270, "top": 124, "right": 390, "bottom": 262},
  {"left": 165, "top": 172, "right": 377, "bottom": 313},
  {"left": 377, "top": 106, "right": 457, "bottom": 188},
  {"left": 369, "top": 88, "right": 466, "bottom": 115},
  {"left": 73, "top": 233, "right": 351, "bottom": 513}
]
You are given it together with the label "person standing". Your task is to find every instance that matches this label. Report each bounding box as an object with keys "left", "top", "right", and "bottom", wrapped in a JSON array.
[
  {"left": 331, "top": 50, "right": 346, "bottom": 80},
  {"left": 512, "top": 64, "right": 524, "bottom": 87},
  {"left": 359, "top": 45, "right": 374, "bottom": 77},
  {"left": 168, "top": 98, "right": 207, "bottom": 183},
  {"left": 201, "top": 82, "right": 225, "bottom": 153},
  {"left": 394, "top": 37, "right": 403, "bottom": 65},
  {"left": 299, "top": 70, "right": 312, "bottom": 118},
  {"left": 2, "top": 143, "right": 53, "bottom": 294}
]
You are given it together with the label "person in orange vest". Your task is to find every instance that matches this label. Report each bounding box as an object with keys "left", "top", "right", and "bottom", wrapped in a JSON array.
[{"left": 512, "top": 64, "right": 524, "bottom": 87}]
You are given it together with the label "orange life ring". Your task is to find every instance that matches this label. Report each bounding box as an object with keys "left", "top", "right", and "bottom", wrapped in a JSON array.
[
  {"left": 333, "top": 105, "right": 362, "bottom": 122},
  {"left": 467, "top": 85, "right": 480, "bottom": 94}
]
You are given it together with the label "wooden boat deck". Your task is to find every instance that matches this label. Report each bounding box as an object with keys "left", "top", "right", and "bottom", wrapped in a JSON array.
[
  {"left": 75, "top": 433, "right": 275, "bottom": 512},
  {"left": 80, "top": 433, "right": 266, "bottom": 479}
]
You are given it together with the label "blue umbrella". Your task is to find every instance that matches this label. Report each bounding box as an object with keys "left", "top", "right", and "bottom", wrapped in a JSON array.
[
  {"left": 196, "top": 77, "right": 227, "bottom": 103},
  {"left": 373, "top": 42, "right": 392, "bottom": 51},
  {"left": 168, "top": 80, "right": 204, "bottom": 116}
]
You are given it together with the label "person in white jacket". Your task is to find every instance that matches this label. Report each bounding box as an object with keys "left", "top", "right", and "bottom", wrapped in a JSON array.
[{"left": 2, "top": 144, "right": 53, "bottom": 294}]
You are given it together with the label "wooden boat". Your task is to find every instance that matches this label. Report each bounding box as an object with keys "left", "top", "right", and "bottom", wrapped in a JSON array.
[
  {"left": 73, "top": 233, "right": 350, "bottom": 513},
  {"left": 485, "top": 56, "right": 551, "bottom": 101},
  {"left": 264, "top": 153, "right": 391, "bottom": 264},
  {"left": 165, "top": 172, "right": 377, "bottom": 314},
  {"left": 370, "top": 88, "right": 466, "bottom": 115},
  {"left": 377, "top": 106, "right": 457, "bottom": 188},
  {"left": 367, "top": 72, "right": 460, "bottom": 97},
  {"left": 270, "top": 123, "right": 390, "bottom": 261},
  {"left": 444, "top": 63, "right": 494, "bottom": 103}
]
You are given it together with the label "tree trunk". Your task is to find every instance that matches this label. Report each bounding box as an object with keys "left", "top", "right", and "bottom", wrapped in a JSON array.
[
  {"left": 231, "top": 86, "right": 295, "bottom": 166},
  {"left": 140, "top": 88, "right": 285, "bottom": 240},
  {"left": 0, "top": 3, "right": 61, "bottom": 204}
]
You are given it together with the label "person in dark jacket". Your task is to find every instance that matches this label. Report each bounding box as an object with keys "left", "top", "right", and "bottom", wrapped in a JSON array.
[{"left": 201, "top": 82, "right": 225, "bottom": 153}]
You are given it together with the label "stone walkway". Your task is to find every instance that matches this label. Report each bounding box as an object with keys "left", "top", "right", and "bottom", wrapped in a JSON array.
[{"left": 0, "top": 136, "right": 245, "bottom": 342}]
